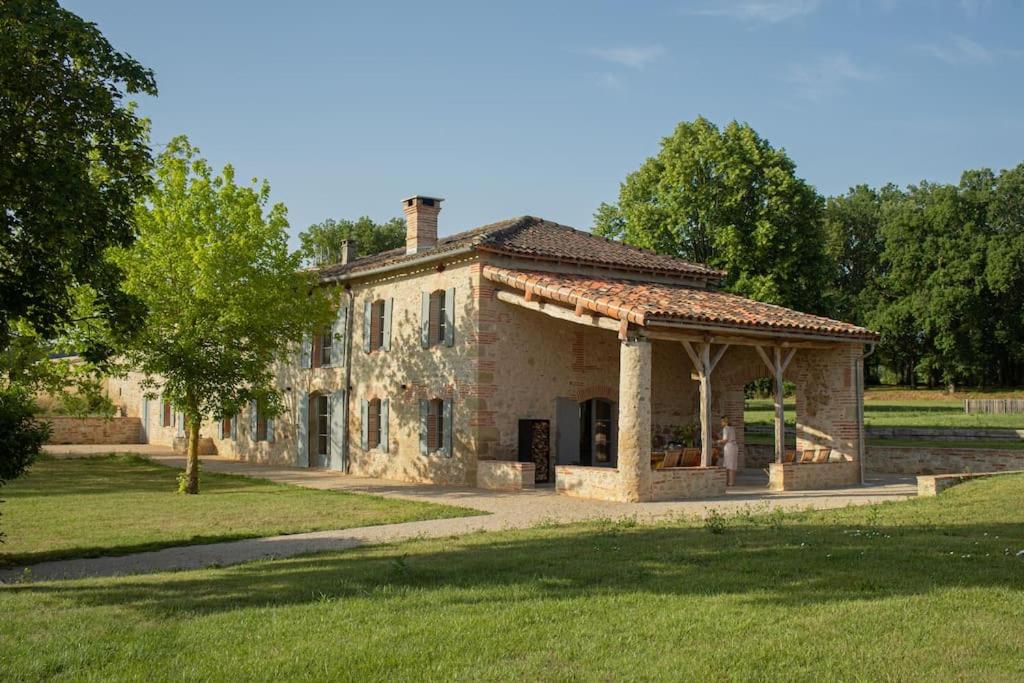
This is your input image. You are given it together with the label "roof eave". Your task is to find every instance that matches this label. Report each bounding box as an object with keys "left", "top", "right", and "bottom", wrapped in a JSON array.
[{"left": 644, "top": 316, "right": 881, "bottom": 344}]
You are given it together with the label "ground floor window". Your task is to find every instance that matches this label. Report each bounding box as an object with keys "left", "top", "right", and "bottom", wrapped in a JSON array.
[
  {"left": 162, "top": 401, "right": 172, "bottom": 427},
  {"left": 220, "top": 416, "right": 232, "bottom": 439},
  {"left": 315, "top": 394, "right": 330, "bottom": 459},
  {"left": 420, "top": 397, "right": 451, "bottom": 457},
  {"left": 367, "top": 398, "right": 381, "bottom": 449}
]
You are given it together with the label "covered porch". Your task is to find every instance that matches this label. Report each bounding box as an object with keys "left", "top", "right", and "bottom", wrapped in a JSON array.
[{"left": 482, "top": 265, "right": 879, "bottom": 502}]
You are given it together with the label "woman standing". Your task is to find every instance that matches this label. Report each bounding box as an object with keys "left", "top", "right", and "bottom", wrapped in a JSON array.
[{"left": 717, "top": 416, "right": 738, "bottom": 486}]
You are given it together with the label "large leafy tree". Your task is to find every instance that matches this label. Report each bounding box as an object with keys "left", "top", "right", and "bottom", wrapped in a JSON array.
[
  {"left": 111, "top": 137, "right": 334, "bottom": 494},
  {"left": 984, "top": 164, "right": 1024, "bottom": 385},
  {"left": 0, "top": 0, "right": 155, "bottom": 351},
  {"left": 594, "top": 116, "right": 829, "bottom": 312},
  {"left": 0, "top": 0, "right": 155, "bottom": 493},
  {"left": 298, "top": 216, "right": 405, "bottom": 266}
]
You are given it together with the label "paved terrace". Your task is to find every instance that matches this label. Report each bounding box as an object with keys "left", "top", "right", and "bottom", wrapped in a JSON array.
[{"left": 3, "top": 445, "right": 916, "bottom": 583}]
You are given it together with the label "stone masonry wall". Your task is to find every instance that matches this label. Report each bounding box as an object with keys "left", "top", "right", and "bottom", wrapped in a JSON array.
[
  {"left": 866, "top": 446, "right": 1024, "bottom": 475},
  {"left": 650, "top": 466, "right": 727, "bottom": 500},
  {"left": 768, "top": 461, "right": 859, "bottom": 491},
  {"left": 44, "top": 416, "right": 142, "bottom": 445}
]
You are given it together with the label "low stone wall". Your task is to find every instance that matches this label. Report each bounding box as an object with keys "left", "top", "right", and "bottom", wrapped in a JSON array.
[
  {"left": 769, "top": 461, "right": 859, "bottom": 491},
  {"left": 866, "top": 447, "right": 1024, "bottom": 475},
  {"left": 555, "top": 466, "right": 626, "bottom": 502},
  {"left": 918, "top": 470, "right": 1024, "bottom": 496},
  {"left": 477, "top": 459, "right": 536, "bottom": 491},
  {"left": 44, "top": 416, "right": 142, "bottom": 445},
  {"left": 651, "top": 467, "right": 726, "bottom": 501}
]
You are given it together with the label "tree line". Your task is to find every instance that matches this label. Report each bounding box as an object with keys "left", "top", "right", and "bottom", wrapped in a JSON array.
[{"left": 596, "top": 117, "right": 1024, "bottom": 390}]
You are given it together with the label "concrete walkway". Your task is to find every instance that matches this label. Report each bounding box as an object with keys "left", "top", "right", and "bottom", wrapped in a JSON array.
[{"left": 3, "top": 446, "right": 916, "bottom": 583}]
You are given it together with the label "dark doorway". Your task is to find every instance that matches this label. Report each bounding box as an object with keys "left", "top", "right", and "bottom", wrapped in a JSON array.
[
  {"left": 518, "top": 419, "right": 551, "bottom": 483},
  {"left": 310, "top": 394, "right": 330, "bottom": 468}
]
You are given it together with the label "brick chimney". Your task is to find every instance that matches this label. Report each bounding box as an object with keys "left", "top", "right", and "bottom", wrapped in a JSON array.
[{"left": 402, "top": 195, "right": 443, "bottom": 254}]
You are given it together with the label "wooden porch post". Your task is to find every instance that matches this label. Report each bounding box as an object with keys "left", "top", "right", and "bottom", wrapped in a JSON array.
[
  {"left": 682, "top": 341, "right": 729, "bottom": 468},
  {"left": 756, "top": 345, "right": 796, "bottom": 464}
]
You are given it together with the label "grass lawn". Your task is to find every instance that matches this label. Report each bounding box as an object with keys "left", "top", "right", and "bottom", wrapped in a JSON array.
[
  {"left": 746, "top": 386, "right": 1024, "bottom": 431},
  {"left": 0, "top": 455, "right": 479, "bottom": 567},
  {"left": 1, "top": 476, "right": 1023, "bottom": 680},
  {"left": 744, "top": 433, "right": 1024, "bottom": 450}
]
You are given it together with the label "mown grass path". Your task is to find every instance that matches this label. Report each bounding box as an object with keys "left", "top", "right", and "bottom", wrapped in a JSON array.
[{"left": 1, "top": 474, "right": 1021, "bottom": 680}]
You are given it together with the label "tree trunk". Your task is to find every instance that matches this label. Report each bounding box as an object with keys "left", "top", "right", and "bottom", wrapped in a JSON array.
[{"left": 184, "top": 416, "right": 201, "bottom": 494}]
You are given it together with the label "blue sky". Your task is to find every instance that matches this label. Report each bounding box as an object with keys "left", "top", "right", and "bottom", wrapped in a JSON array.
[{"left": 67, "top": 1, "right": 1024, "bottom": 247}]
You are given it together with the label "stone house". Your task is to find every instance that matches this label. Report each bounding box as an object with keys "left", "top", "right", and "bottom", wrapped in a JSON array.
[{"left": 107, "top": 195, "right": 878, "bottom": 502}]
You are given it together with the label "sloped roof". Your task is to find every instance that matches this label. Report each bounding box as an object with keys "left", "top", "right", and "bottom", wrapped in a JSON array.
[
  {"left": 482, "top": 265, "right": 878, "bottom": 341},
  {"left": 318, "top": 216, "right": 725, "bottom": 282}
]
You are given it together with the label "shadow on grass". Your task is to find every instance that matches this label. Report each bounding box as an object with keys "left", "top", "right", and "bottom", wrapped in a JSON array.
[{"left": 5, "top": 515, "right": 1022, "bottom": 617}]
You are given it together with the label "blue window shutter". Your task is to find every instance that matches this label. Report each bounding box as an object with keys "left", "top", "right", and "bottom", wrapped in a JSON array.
[
  {"left": 333, "top": 306, "right": 347, "bottom": 367},
  {"left": 141, "top": 397, "right": 149, "bottom": 443},
  {"left": 382, "top": 298, "right": 393, "bottom": 351},
  {"left": 297, "top": 392, "right": 309, "bottom": 467},
  {"left": 230, "top": 415, "right": 237, "bottom": 440},
  {"left": 380, "top": 398, "right": 390, "bottom": 453},
  {"left": 360, "top": 399, "right": 369, "bottom": 451},
  {"left": 442, "top": 398, "right": 453, "bottom": 458},
  {"left": 330, "top": 391, "right": 346, "bottom": 470},
  {"left": 363, "top": 300, "right": 372, "bottom": 353},
  {"left": 419, "top": 400, "right": 429, "bottom": 456},
  {"left": 420, "top": 292, "right": 430, "bottom": 348},
  {"left": 266, "top": 416, "right": 275, "bottom": 443},
  {"left": 176, "top": 412, "right": 185, "bottom": 438},
  {"left": 250, "top": 401, "right": 258, "bottom": 440},
  {"left": 300, "top": 335, "right": 311, "bottom": 369},
  {"left": 444, "top": 287, "right": 455, "bottom": 347}
]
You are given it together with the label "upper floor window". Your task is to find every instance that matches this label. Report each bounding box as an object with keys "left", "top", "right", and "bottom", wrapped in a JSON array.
[
  {"left": 311, "top": 328, "right": 333, "bottom": 368},
  {"left": 421, "top": 288, "right": 455, "bottom": 348},
  {"left": 364, "top": 299, "right": 391, "bottom": 353}
]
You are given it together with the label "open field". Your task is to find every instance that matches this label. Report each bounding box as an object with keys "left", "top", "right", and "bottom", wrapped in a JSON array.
[
  {"left": 746, "top": 386, "right": 1024, "bottom": 431},
  {"left": 0, "top": 455, "right": 478, "bottom": 567},
  {"left": 1, "top": 475, "right": 1022, "bottom": 680}
]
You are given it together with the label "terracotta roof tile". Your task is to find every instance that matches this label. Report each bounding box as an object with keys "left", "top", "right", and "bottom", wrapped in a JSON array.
[
  {"left": 319, "top": 216, "right": 723, "bottom": 281},
  {"left": 482, "top": 265, "right": 878, "bottom": 341}
]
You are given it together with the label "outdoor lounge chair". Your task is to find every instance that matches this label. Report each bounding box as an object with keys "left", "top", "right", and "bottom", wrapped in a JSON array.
[
  {"left": 681, "top": 448, "right": 700, "bottom": 467},
  {"left": 800, "top": 449, "right": 816, "bottom": 463},
  {"left": 783, "top": 450, "right": 797, "bottom": 463},
  {"left": 660, "top": 449, "right": 682, "bottom": 468},
  {"left": 814, "top": 449, "right": 830, "bottom": 463}
]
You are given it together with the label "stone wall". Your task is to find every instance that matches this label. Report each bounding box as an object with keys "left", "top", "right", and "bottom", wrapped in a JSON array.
[
  {"left": 768, "top": 461, "right": 859, "bottom": 491},
  {"left": 917, "top": 470, "right": 1024, "bottom": 496},
  {"left": 555, "top": 465, "right": 626, "bottom": 501},
  {"left": 476, "top": 460, "right": 536, "bottom": 490},
  {"left": 44, "top": 416, "right": 142, "bottom": 445},
  {"left": 866, "top": 446, "right": 1024, "bottom": 475},
  {"left": 651, "top": 466, "right": 727, "bottom": 500}
]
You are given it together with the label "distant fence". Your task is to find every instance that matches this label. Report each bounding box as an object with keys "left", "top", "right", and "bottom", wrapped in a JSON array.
[
  {"left": 964, "top": 399, "right": 1024, "bottom": 415},
  {"left": 746, "top": 424, "right": 1024, "bottom": 441}
]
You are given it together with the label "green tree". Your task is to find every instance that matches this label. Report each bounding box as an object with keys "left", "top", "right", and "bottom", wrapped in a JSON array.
[
  {"left": 0, "top": 0, "right": 155, "bottom": 495},
  {"left": 983, "top": 163, "right": 1024, "bottom": 385},
  {"left": 298, "top": 216, "right": 405, "bottom": 265},
  {"left": 111, "top": 137, "right": 334, "bottom": 494},
  {"left": 0, "top": 0, "right": 155, "bottom": 350},
  {"left": 594, "top": 116, "right": 829, "bottom": 312}
]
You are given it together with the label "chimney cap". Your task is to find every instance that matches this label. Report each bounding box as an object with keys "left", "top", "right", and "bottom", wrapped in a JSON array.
[{"left": 402, "top": 195, "right": 444, "bottom": 208}]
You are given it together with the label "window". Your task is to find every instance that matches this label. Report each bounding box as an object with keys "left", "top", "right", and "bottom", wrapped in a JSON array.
[
  {"left": 220, "top": 417, "right": 232, "bottom": 439},
  {"left": 254, "top": 401, "right": 269, "bottom": 441},
  {"left": 426, "top": 398, "right": 444, "bottom": 451},
  {"left": 319, "top": 330, "right": 333, "bottom": 367},
  {"left": 162, "top": 401, "right": 172, "bottom": 427},
  {"left": 369, "top": 300, "right": 385, "bottom": 351},
  {"left": 311, "top": 328, "right": 333, "bottom": 368},
  {"left": 429, "top": 291, "right": 446, "bottom": 346},
  {"left": 315, "top": 394, "right": 330, "bottom": 459},
  {"left": 421, "top": 289, "right": 453, "bottom": 348},
  {"left": 367, "top": 398, "right": 381, "bottom": 449}
]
